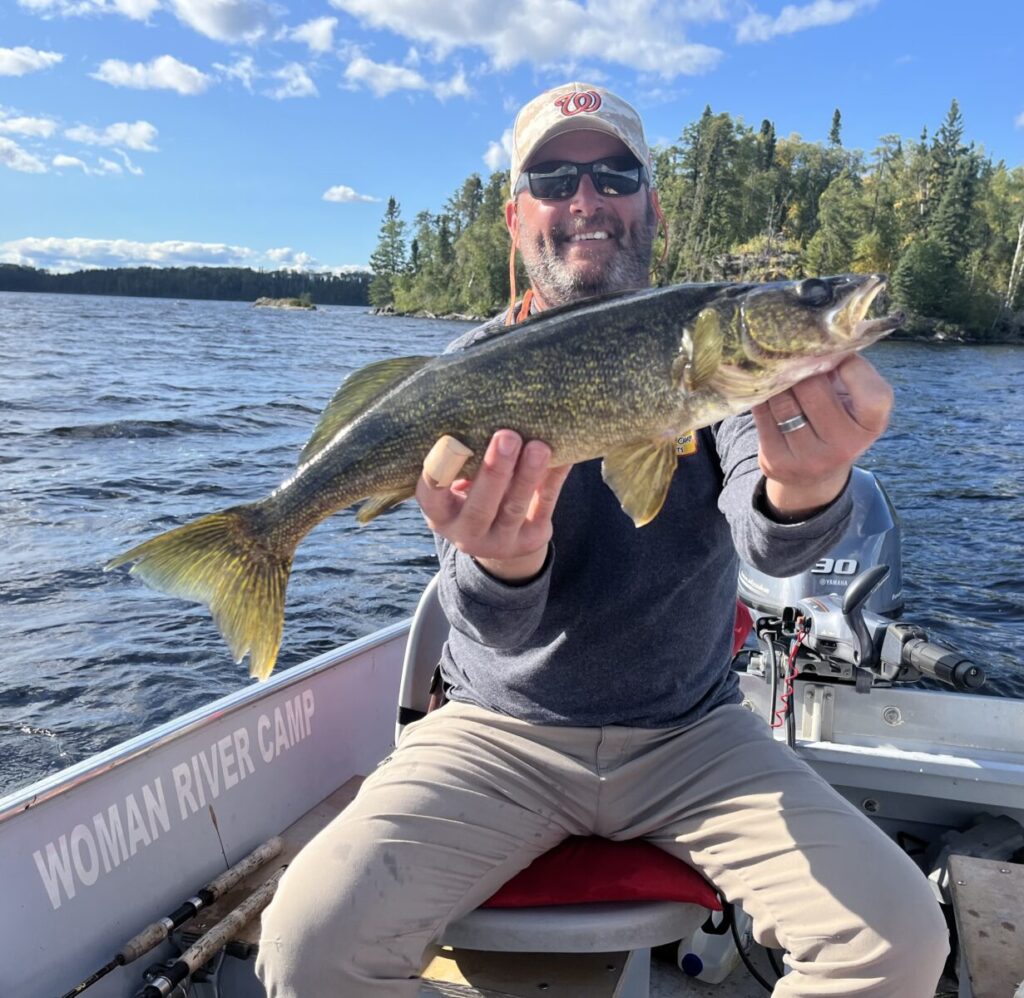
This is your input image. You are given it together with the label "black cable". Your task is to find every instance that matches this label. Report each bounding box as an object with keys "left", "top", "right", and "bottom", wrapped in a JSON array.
[{"left": 729, "top": 905, "right": 776, "bottom": 992}]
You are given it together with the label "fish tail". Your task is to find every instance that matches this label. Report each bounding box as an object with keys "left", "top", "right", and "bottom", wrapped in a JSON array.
[{"left": 105, "top": 504, "right": 295, "bottom": 681}]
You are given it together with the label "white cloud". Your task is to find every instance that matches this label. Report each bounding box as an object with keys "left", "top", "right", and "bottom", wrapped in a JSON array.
[
  {"left": 1, "top": 236, "right": 258, "bottom": 270},
  {"left": 344, "top": 56, "right": 425, "bottom": 97},
  {"left": 267, "top": 63, "right": 317, "bottom": 99},
  {"left": 0, "top": 115, "right": 58, "bottom": 138},
  {"left": 0, "top": 235, "right": 371, "bottom": 273},
  {"left": 1016, "top": 112, "right": 1024, "bottom": 129},
  {"left": 0, "top": 136, "right": 48, "bottom": 172},
  {"left": 114, "top": 149, "right": 144, "bottom": 174},
  {"left": 65, "top": 120, "right": 159, "bottom": 151},
  {"left": 483, "top": 127, "right": 513, "bottom": 172},
  {"left": 329, "top": 0, "right": 722, "bottom": 78},
  {"left": 289, "top": 16, "right": 338, "bottom": 54},
  {"left": 18, "top": 0, "right": 159, "bottom": 19},
  {"left": 52, "top": 153, "right": 89, "bottom": 171},
  {"left": 344, "top": 56, "right": 471, "bottom": 100},
  {"left": 0, "top": 46, "right": 63, "bottom": 76},
  {"left": 266, "top": 247, "right": 316, "bottom": 269},
  {"left": 169, "top": 0, "right": 275, "bottom": 43},
  {"left": 434, "top": 68, "right": 470, "bottom": 100},
  {"left": 92, "top": 55, "right": 211, "bottom": 94},
  {"left": 322, "top": 184, "right": 379, "bottom": 203},
  {"left": 214, "top": 55, "right": 258, "bottom": 92},
  {"left": 50, "top": 152, "right": 133, "bottom": 176},
  {"left": 736, "top": 0, "right": 875, "bottom": 43}
]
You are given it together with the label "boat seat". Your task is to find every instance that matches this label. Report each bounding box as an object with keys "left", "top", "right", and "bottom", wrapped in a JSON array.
[{"left": 396, "top": 574, "right": 721, "bottom": 996}]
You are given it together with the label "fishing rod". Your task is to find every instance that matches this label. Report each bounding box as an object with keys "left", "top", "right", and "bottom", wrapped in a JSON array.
[
  {"left": 59, "top": 836, "right": 283, "bottom": 998},
  {"left": 137, "top": 866, "right": 285, "bottom": 998}
]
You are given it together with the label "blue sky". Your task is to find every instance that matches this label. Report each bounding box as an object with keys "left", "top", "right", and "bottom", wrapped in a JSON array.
[{"left": 1, "top": 0, "right": 1022, "bottom": 273}]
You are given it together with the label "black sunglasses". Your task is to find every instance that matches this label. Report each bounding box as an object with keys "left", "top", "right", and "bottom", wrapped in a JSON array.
[{"left": 514, "top": 156, "right": 648, "bottom": 200}]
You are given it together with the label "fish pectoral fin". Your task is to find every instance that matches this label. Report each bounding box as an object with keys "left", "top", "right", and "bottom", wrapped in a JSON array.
[
  {"left": 673, "top": 307, "right": 724, "bottom": 392},
  {"left": 356, "top": 487, "right": 417, "bottom": 524},
  {"left": 601, "top": 439, "right": 679, "bottom": 527},
  {"left": 299, "top": 356, "right": 432, "bottom": 466}
]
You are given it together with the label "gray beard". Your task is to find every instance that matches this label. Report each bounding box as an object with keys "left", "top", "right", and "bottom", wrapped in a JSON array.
[{"left": 519, "top": 200, "right": 656, "bottom": 307}]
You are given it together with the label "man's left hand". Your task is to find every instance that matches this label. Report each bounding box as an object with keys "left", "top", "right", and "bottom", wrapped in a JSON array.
[{"left": 751, "top": 354, "right": 894, "bottom": 520}]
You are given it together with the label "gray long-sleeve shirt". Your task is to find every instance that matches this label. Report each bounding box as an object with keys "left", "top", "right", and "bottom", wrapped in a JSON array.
[{"left": 434, "top": 317, "right": 853, "bottom": 729}]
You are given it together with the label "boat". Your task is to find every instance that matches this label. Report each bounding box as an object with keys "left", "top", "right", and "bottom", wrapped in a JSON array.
[{"left": 2, "top": 469, "right": 1022, "bottom": 998}]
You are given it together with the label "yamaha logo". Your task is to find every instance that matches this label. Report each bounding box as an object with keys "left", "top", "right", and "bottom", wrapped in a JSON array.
[{"left": 555, "top": 91, "right": 602, "bottom": 116}]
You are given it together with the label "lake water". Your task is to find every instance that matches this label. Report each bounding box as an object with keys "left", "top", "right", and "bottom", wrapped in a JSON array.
[{"left": 1, "top": 291, "right": 1021, "bottom": 796}]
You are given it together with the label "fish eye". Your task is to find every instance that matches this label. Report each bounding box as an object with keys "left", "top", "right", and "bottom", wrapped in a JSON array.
[{"left": 796, "top": 279, "right": 831, "bottom": 305}]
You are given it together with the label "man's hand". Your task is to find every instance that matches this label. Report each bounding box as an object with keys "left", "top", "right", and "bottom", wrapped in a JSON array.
[
  {"left": 416, "top": 430, "right": 572, "bottom": 582},
  {"left": 751, "top": 354, "right": 894, "bottom": 520}
]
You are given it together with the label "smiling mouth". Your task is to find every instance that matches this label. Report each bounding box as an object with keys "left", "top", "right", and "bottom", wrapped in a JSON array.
[{"left": 568, "top": 231, "right": 612, "bottom": 243}]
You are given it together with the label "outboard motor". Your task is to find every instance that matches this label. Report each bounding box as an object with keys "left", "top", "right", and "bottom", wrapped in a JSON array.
[
  {"left": 738, "top": 467, "right": 904, "bottom": 621},
  {"left": 737, "top": 468, "right": 984, "bottom": 701}
]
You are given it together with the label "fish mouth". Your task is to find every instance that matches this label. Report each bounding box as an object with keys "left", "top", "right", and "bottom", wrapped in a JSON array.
[{"left": 841, "top": 274, "right": 905, "bottom": 342}]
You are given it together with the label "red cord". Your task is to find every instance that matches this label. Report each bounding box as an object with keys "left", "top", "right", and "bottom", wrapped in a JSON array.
[{"left": 771, "top": 623, "right": 806, "bottom": 729}]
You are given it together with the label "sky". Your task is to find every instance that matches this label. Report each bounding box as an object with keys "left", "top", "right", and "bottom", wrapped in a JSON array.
[{"left": 1, "top": 0, "right": 1022, "bottom": 274}]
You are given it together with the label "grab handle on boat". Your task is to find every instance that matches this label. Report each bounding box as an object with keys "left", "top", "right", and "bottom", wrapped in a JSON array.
[
  {"left": 58, "top": 836, "right": 283, "bottom": 998},
  {"left": 137, "top": 866, "right": 286, "bottom": 998},
  {"left": 900, "top": 635, "right": 985, "bottom": 691}
]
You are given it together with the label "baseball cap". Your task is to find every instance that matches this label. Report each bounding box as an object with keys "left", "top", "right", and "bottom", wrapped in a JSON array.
[{"left": 509, "top": 82, "right": 651, "bottom": 196}]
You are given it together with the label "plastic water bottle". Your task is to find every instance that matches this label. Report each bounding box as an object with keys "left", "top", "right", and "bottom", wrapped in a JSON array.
[{"left": 676, "top": 907, "right": 752, "bottom": 984}]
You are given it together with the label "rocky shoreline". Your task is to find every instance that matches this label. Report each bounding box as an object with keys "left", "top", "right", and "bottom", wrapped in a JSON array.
[{"left": 370, "top": 304, "right": 482, "bottom": 322}]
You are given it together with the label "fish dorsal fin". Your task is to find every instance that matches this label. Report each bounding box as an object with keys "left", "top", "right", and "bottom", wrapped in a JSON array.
[
  {"left": 674, "top": 307, "right": 724, "bottom": 392},
  {"left": 299, "top": 356, "right": 431, "bottom": 465},
  {"left": 601, "top": 439, "right": 679, "bottom": 527}
]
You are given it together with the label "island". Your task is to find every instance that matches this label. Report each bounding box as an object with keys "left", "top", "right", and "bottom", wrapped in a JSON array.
[{"left": 254, "top": 296, "right": 317, "bottom": 310}]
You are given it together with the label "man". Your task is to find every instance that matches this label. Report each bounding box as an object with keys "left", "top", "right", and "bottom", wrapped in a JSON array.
[{"left": 258, "top": 83, "right": 948, "bottom": 996}]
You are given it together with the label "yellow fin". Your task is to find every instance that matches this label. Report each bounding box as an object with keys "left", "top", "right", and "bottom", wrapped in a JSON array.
[
  {"left": 675, "top": 308, "right": 724, "bottom": 392},
  {"left": 356, "top": 487, "right": 417, "bottom": 524},
  {"left": 601, "top": 439, "right": 679, "bottom": 527},
  {"left": 299, "top": 356, "right": 431, "bottom": 466},
  {"left": 105, "top": 506, "right": 294, "bottom": 681}
]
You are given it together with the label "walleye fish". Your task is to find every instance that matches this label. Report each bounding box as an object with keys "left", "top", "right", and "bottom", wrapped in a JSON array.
[{"left": 107, "top": 274, "right": 901, "bottom": 680}]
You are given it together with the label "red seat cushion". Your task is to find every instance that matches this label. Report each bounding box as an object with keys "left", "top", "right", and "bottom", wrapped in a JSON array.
[{"left": 482, "top": 836, "right": 720, "bottom": 910}]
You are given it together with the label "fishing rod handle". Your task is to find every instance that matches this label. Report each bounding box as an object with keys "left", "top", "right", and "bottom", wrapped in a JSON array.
[
  {"left": 183, "top": 866, "right": 285, "bottom": 971},
  {"left": 121, "top": 836, "right": 283, "bottom": 964},
  {"left": 200, "top": 835, "right": 284, "bottom": 903},
  {"left": 139, "top": 867, "right": 286, "bottom": 998}
]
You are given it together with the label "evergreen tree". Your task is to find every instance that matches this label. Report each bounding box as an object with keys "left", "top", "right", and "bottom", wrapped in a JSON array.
[
  {"left": 929, "top": 154, "right": 977, "bottom": 262},
  {"left": 829, "top": 108, "right": 842, "bottom": 147},
  {"left": 892, "top": 237, "right": 964, "bottom": 320},
  {"left": 803, "top": 171, "right": 862, "bottom": 274},
  {"left": 368, "top": 196, "right": 407, "bottom": 307}
]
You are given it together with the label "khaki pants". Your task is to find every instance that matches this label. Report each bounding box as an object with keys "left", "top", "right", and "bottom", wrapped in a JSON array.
[{"left": 257, "top": 701, "right": 947, "bottom": 997}]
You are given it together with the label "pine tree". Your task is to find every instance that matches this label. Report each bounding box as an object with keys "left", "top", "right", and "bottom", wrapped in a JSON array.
[
  {"left": 829, "top": 108, "right": 842, "bottom": 147},
  {"left": 368, "top": 197, "right": 407, "bottom": 308}
]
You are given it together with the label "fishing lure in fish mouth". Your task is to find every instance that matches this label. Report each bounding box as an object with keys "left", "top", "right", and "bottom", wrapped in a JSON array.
[{"left": 107, "top": 274, "right": 903, "bottom": 681}]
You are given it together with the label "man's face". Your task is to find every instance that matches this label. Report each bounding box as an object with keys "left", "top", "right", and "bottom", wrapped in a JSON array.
[{"left": 507, "top": 130, "right": 656, "bottom": 308}]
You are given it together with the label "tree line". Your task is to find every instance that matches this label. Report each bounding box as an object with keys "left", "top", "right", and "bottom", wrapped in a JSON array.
[
  {"left": 0, "top": 264, "right": 371, "bottom": 306},
  {"left": 369, "top": 100, "right": 1024, "bottom": 340}
]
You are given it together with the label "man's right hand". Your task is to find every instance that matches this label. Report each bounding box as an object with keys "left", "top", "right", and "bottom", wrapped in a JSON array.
[{"left": 416, "top": 430, "right": 572, "bottom": 583}]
